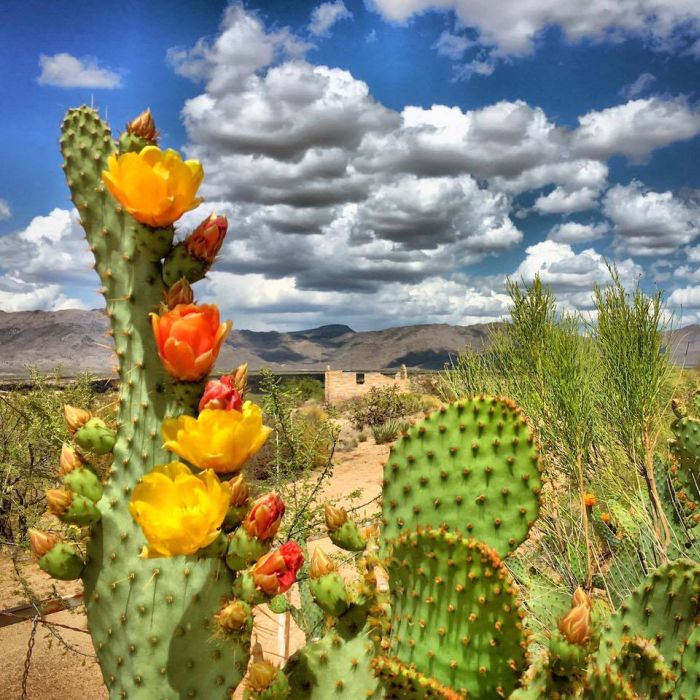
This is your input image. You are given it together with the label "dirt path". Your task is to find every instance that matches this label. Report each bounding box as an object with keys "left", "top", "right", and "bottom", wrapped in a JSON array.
[{"left": 0, "top": 439, "right": 388, "bottom": 700}]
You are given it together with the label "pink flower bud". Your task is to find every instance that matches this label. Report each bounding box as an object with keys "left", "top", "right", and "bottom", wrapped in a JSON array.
[
  {"left": 199, "top": 375, "right": 243, "bottom": 412},
  {"left": 243, "top": 493, "right": 285, "bottom": 541},
  {"left": 185, "top": 213, "right": 227, "bottom": 264}
]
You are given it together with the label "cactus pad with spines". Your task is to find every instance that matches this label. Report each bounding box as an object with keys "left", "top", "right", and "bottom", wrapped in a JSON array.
[
  {"left": 381, "top": 527, "right": 528, "bottom": 699},
  {"left": 286, "top": 603, "right": 385, "bottom": 699},
  {"left": 382, "top": 397, "right": 543, "bottom": 557},
  {"left": 592, "top": 558, "right": 700, "bottom": 698}
]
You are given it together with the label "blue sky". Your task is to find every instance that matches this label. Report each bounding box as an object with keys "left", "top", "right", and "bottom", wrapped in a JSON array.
[{"left": 0, "top": 0, "right": 699, "bottom": 330}]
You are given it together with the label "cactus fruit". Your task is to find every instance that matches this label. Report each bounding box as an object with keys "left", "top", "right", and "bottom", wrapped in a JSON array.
[{"left": 38, "top": 542, "right": 85, "bottom": 581}]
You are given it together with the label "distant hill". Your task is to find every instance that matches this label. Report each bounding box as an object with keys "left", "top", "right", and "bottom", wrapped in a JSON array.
[
  {"left": 0, "top": 309, "right": 497, "bottom": 378},
  {"left": 1, "top": 308, "right": 696, "bottom": 379}
]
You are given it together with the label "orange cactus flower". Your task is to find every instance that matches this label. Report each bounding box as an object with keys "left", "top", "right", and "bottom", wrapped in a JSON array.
[
  {"left": 151, "top": 303, "right": 231, "bottom": 381},
  {"left": 252, "top": 542, "right": 304, "bottom": 595},
  {"left": 583, "top": 493, "right": 596, "bottom": 508},
  {"left": 243, "top": 493, "right": 285, "bottom": 541},
  {"left": 600, "top": 512, "right": 611, "bottom": 524}
]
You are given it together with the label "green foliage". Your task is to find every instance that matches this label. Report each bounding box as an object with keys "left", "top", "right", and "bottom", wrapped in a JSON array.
[
  {"left": 371, "top": 418, "right": 410, "bottom": 444},
  {"left": 280, "top": 375, "right": 324, "bottom": 403},
  {"left": 0, "top": 368, "right": 108, "bottom": 546},
  {"left": 255, "top": 368, "right": 341, "bottom": 546},
  {"left": 348, "top": 385, "right": 422, "bottom": 429}
]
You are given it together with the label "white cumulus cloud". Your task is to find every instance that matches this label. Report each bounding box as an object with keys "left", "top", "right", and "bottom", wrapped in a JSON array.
[
  {"left": 37, "top": 53, "right": 122, "bottom": 89},
  {"left": 0, "top": 199, "right": 10, "bottom": 221},
  {"left": 368, "top": 0, "right": 700, "bottom": 56},
  {"left": 548, "top": 221, "right": 610, "bottom": 244},
  {"left": 309, "top": 1, "right": 353, "bottom": 36},
  {"left": 603, "top": 181, "right": 700, "bottom": 255},
  {"left": 572, "top": 98, "right": 700, "bottom": 162}
]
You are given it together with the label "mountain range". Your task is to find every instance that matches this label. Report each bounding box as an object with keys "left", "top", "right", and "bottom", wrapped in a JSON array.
[
  {"left": 1, "top": 309, "right": 698, "bottom": 379},
  {"left": 0, "top": 309, "right": 496, "bottom": 378}
]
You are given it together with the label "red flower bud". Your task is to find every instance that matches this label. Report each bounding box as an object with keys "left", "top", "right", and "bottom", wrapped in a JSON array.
[
  {"left": 253, "top": 541, "right": 304, "bottom": 595},
  {"left": 185, "top": 213, "right": 227, "bottom": 264},
  {"left": 199, "top": 375, "right": 243, "bottom": 412},
  {"left": 243, "top": 493, "right": 285, "bottom": 541}
]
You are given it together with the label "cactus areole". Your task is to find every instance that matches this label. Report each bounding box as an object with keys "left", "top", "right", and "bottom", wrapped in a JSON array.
[{"left": 37, "top": 105, "right": 700, "bottom": 700}]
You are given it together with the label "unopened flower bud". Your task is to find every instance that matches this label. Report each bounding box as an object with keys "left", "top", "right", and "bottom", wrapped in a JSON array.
[
  {"left": 64, "top": 405, "right": 91, "bottom": 433},
  {"left": 46, "top": 488, "right": 73, "bottom": 516},
  {"left": 247, "top": 660, "right": 278, "bottom": 691},
  {"left": 309, "top": 547, "right": 336, "bottom": 579},
  {"left": 185, "top": 213, "right": 227, "bottom": 265},
  {"left": 229, "top": 474, "right": 250, "bottom": 507},
  {"left": 233, "top": 362, "right": 248, "bottom": 395},
  {"left": 360, "top": 523, "right": 380, "bottom": 541},
  {"left": 28, "top": 528, "right": 59, "bottom": 557},
  {"left": 199, "top": 375, "right": 243, "bottom": 412},
  {"left": 214, "top": 599, "right": 251, "bottom": 633},
  {"left": 126, "top": 108, "right": 158, "bottom": 143},
  {"left": 558, "top": 593, "right": 592, "bottom": 646},
  {"left": 571, "top": 587, "right": 591, "bottom": 609},
  {"left": 163, "top": 278, "right": 194, "bottom": 309},
  {"left": 600, "top": 512, "right": 611, "bottom": 524},
  {"left": 59, "top": 444, "right": 84, "bottom": 476},
  {"left": 583, "top": 493, "right": 596, "bottom": 508},
  {"left": 324, "top": 504, "right": 348, "bottom": 532},
  {"left": 243, "top": 493, "right": 285, "bottom": 541}
]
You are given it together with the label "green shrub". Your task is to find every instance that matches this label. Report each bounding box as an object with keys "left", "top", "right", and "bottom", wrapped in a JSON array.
[
  {"left": 348, "top": 386, "right": 422, "bottom": 429},
  {"left": 280, "top": 376, "right": 324, "bottom": 403},
  {"left": 0, "top": 368, "right": 110, "bottom": 547},
  {"left": 372, "top": 418, "right": 411, "bottom": 444}
]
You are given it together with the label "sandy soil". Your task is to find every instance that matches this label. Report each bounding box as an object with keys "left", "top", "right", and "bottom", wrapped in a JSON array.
[{"left": 0, "top": 439, "right": 388, "bottom": 700}]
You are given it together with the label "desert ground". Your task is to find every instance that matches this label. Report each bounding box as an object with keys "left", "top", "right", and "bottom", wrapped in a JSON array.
[{"left": 0, "top": 440, "right": 389, "bottom": 700}]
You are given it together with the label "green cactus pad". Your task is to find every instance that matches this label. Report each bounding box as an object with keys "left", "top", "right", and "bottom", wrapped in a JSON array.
[
  {"left": 592, "top": 558, "right": 700, "bottom": 698},
  {"left": 384, "top": 527, "right": 528, "bottom": 698},
  {"left": 548, "top": 631, "right": 589, "bottom": 679},
  {"left": 286, "top": 603, "right": 384, "bottom": 699},
  {"left": 162, "top": 242, "right": 208, "bottom": 287},
  {"left": 38, "top": 543, "right": 84, "bottom": 580},
  {"left": 583, "top": 666, "right": 637, "bottom": 700},
  {"left": 372, "top": 656, "right": 461, "bottom": 699},
  {"left": 382, "top": 397, "right": 543, "bottom": 558}
]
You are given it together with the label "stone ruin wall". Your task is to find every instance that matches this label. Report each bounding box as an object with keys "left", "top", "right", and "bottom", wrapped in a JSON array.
[{"left": 324, "top": 365, "right": 410, "bottom": 403}]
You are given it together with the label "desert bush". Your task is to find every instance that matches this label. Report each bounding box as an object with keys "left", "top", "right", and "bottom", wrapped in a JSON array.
[
  {"left": 0, "top": 368, "right": 111, "bottom": 548},
  {"left": 280, "top": 375, "right": 324, "bottom": 403},
  {"left": 348, "top": 385, "right": 422, "bottom": 429},
  {"left": 372, "top": 418, "right": 411, "bottom": 444}
]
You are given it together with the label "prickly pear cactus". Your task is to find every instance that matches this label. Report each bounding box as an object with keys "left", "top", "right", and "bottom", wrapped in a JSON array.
[
  {"left": 54, "top": 106, "right": 250, "bottom": 698},
  {"left": 33, "top": 108, "right": 700, "bottom": 699}
]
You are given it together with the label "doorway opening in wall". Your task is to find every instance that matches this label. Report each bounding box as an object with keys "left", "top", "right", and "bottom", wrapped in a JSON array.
[{"left": 356, "top": 372, "right": 365, "bottom": 384}]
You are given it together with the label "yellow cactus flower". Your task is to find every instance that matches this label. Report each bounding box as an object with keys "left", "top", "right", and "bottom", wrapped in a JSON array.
[
  {"left": 162, "top": 402, "right": 272, "bottom": 474},
  {"left": 101, "top": 146, "right": 203, "bottom": 228},
  {"left": 128, "top": 461, "right": 229, "bottom": 558}
]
